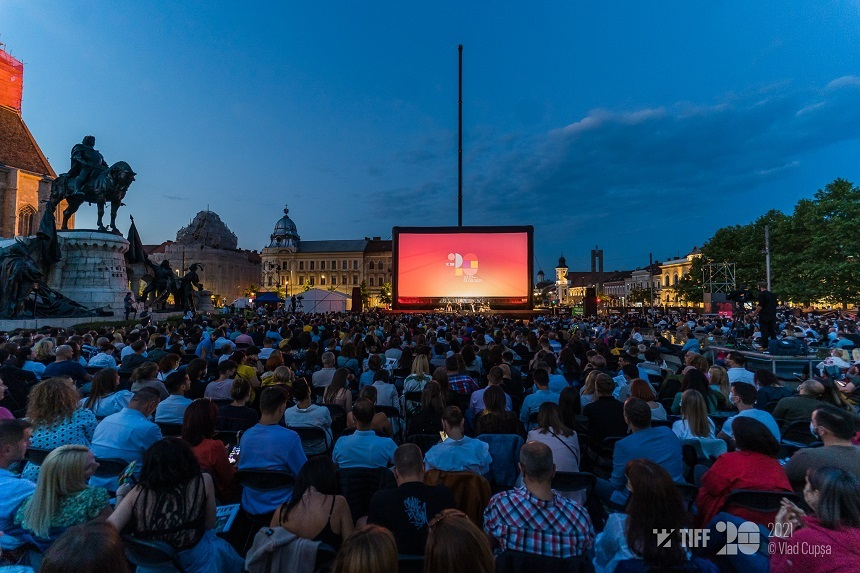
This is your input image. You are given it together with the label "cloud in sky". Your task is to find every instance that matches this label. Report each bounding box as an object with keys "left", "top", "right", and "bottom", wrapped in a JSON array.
[{"left": 375, "top": 76, "right": 860, "bottom": 269}]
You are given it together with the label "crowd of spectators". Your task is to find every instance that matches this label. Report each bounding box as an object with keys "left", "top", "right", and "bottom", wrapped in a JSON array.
[{"left": 0, "top": 307, "right": 858, "bottom": 572}]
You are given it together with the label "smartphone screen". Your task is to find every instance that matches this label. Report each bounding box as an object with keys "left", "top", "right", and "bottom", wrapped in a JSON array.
[
  {"left": 439, "top": 431, "right": 448, "bottom": 442},
  {"left": 228, "top": 446, "right": 241, "bottom": 464}
]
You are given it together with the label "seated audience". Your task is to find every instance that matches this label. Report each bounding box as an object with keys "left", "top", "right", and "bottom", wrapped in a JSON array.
[
  {"left": 203, "top": 360, "right": 237, "bottom": 401},
  {"left": 332, "top": 525, "right": 398, "bottom": 573},
  {"left": 519, "top": 369, "right": 560, "bottom": 427},
  {"left": 323, "top": 368, "right": 353, "bottom": 414},
  {"left": 346, "top": 386, "right": 393, "bottom": 436},
  {"left": 785, "top": 405, "right": 860, "bottom": 489},
  {"left": 629, "top": 377, "right": 667, "bottom": 421},
  {"left": 770, "top": 467, "right": 860, "bottom": 573},
  {"left": 596, "top": 398, "right": 684, "bottom": 508},
  {"left": 772, "top": 378, "right": 824, "bottom": 426},
  {"left": 333, "top": 399, "right": 396, "bottom": 469},
  {"left": 79, "top": 368, "right": 132, "bottom": 419},
  {"left": 89, "top": 387, "right": 163, "bottom": 491},
  {"left": 39, "top": 521, "right": 129, "bottom": 573},
  {"left": 594, "top": 459, "right": 700, "bottom": 573},
  {"left": 527, "top": 402, "right": 580, "bottom": 473},
  {"left": 444, "top": 355, "right": 479, "bottom": 396},
  {"left": 469, "top": 366, "right": 512, "bottom": 416},
  {"left": 0, "top": 419, "right": 36, "bottom": 554},
  {"left": 371, "top": 370, "right": 399, "bottom": 410},
  {"left": 670, "top": 369, "right": 717, "bottom": 414},
  {"left": 285, "top": 378, "right": 333, "bottom": 455},
  {"left": 719, "top": 381, "right": 782, "bottom": 445},
  {"left": 403, "top": 355, "right": 433, "bottom": 415},
  {"left": 708, "top": 365, "right": 731, "bottom": 405},
  {"left": 129, "top": 362, "right": 169, "bottom": 400},
  {"left": 484, "top": 442, "right": 594, "bottom": 558},
  {"left": 312, "top": 352, "right": 337, "bottom": 388},
  {"left": 424, "top": 406, "right": 491, "bottom": 474},
  {"left": 14, "top": 445, "right": 110, "bottom": 546},
  {"left": 237, "top": 387, "right": 307, "bottom": 517},
  {"left": 754, "top": 369, "right": 792, "bottom": 410},
  {"left": 367, "top": 444, "right": 455, "bottom": 555},
  {"left": 23, "top": 377, "right": 98, "bottom": 482},
  {"left": 270, "top": 456, "right": 353, "bottom": 549},
  {"left": 725, "top": 351, "right": 754, "bottom": 385},
  {"left": 43, "top": 345, "right": 92, "bottom": 386},
  {"left": 108, "top": 438, "right": 243, "bottom": 572},
  {"left": 154, "top": 371, "right": 192, "bottom": 424},
  {"left": 426, "top": 509, "right": 494, "bottom": 573},
  {"left": 672, "top": 390, "right": 716, "bottom": 439},
  {"left": 473, "top": 386, "right": 521, "bottom": 437},
  {"left": 216, "top": 376, "right": 259, "bottom": 433},
  {"left": 696, "top": 417, "right": 791, "bottom": 527},
  {"left": 583, "top": 374, "right": 628, "bottom": 452},
  {"left": 183, "top": 399, "right": 236, "bottom": 502}
]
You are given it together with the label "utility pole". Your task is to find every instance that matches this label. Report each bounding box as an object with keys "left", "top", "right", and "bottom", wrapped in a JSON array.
[
  {"left": 765, "top": 225, "right": 772, "bottom": 290},
  {"left": 458, "top": 44, "right": 463, "bottom": 227},
  {"left": 649, "top": 252, "right": 654, "bottom": 309}
]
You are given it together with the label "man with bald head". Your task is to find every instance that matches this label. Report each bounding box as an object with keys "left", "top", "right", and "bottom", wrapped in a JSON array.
[
  {"left": 42, "top": 344, "right": 92, "bottom": 385},
  {"left": 484, "top": 441, "right": 594, "bottom": 559},
  {"left": 772, "top": 378, "right": 825, "bottom": 426},
  {"left": 366, "top": 444, "right": 455, "bottom": 555}
]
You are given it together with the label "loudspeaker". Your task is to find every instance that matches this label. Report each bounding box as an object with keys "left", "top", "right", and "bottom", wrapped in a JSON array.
[
  {"left": 584, "top": 287, "right": 597, "bottom": 317},
  {"left": 351, "top": 287, "right": 362, "bottom": 312}
]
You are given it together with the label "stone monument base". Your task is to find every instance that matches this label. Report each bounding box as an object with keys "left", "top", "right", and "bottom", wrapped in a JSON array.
[{"left": 46, "top": 230, "right": 130, "bottom": 315}]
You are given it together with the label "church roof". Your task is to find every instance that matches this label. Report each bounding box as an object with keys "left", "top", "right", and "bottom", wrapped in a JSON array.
[
  {"left": 176, "top": 211, "right": 238, "bottom": 250},
  {"left": 0, "top": 105, "right": 55, "bottom": 177}
]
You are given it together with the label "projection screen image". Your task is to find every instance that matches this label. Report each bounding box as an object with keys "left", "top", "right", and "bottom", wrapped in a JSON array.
[{"left": 394, "top": 228, "right": 531, "bottom": 301}]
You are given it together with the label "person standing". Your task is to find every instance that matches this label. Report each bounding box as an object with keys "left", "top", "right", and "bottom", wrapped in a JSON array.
[{"left": 753, "top": 281, "right": 778, "bottom": 349}]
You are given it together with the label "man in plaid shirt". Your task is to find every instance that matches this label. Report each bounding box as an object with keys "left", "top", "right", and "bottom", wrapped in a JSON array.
[
  {"left": 484, "top": 442, "right": 594, "bottom": 558},
  {"left": 445, "top": 356, "right": 479, "bottom": 395}
]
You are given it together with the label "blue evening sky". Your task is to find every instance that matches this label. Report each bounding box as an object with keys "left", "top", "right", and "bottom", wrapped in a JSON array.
[{"left": 2, "top": 1, "right": 860, "bottom": 274}]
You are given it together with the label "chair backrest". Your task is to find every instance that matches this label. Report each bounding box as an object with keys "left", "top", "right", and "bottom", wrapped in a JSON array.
[
  {"left": 286, "top": 426, "right": 332, "bottom": 455},
  {"left": 495, "top": 549, "right": 593, "bottom": 573},
  {"left": 781, "top": 420, "right": 816, "bottom": 445},
  {"left": 424, "top": 469, "right": 491, "bottom": 527},
  {"left": 25, "top": 447, "right": 53, "bottom": 466},
  {"left": 375, "top": 405, "right": 402, "bottom": 420},
  {"left": 551, "top": 471, "right": 597, "bottom": 504},
  {"left": 236, "top": 469, "right": 295, "bottom": 492},
  {"left": 93, "top": 457, "right": 132, "bottom": 477},
  {"left": 214, "top": 429, "right": 243, "bottom": 446},
  {"left": 336, "top": 467, "right": 397, "bottom": 519},
  {"left": 403, "top": 391, "right": 423, "bottom": 403},
  {"left": 405, "top": 433, "right": 440, "bottom": 454},
  {"left": 675, "top": 482, "right": 699, "bottom": 513},
  {"left": 122, "top": 535, "right": 186, "bottom": 573},
  {"left": 722, "top": 489, "right": 799, "bottom": 513},
  {"left": 156, "top": 422, "right": 183, "bottom": 437},
  {"left": 476, "top": 433, "right": 524, "bottom": 488}
]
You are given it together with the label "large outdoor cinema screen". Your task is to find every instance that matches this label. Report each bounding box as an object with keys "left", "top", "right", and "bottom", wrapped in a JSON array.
[{"left": 392, "top": 226, "right": 534, "bottom": 310}]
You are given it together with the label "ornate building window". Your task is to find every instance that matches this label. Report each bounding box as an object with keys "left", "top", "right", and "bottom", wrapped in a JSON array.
[
  {"left": 369, "top": 277, "right": 375, "bottom": 286},
  {"left": 369, "top": 261, "right": 375, "bottom": 270},
  {"left": 17, "top": 205, "right": 36, "bottom": 236}
]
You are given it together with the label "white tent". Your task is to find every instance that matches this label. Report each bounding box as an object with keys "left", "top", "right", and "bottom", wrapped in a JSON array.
[{"left": 298, "top": 288, "right": 351, "bottom": 313}]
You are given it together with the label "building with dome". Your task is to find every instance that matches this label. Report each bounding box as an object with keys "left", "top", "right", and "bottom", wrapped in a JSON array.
[
  {"left": 146, "top": 211, "right": 261, "bottom": 306},
  {"left": 261, "top": 205, "right": 392, "bottom": 308}
]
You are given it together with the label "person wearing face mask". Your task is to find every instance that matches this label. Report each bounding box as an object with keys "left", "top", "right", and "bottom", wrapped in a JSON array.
[
  {"left": 784, "top": 405, "right": 860, "bottom": 489},
  {"left": 717, "top": 382, "right": 780, "bottom": 446}
]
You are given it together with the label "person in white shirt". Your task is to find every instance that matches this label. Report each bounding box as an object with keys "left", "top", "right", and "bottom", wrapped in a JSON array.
[
  {"left": 724, "top": 351, "right": 755, "bottom": 385},
  {"left": 154, "top": 371, "right": 192, "bottom": 424}
]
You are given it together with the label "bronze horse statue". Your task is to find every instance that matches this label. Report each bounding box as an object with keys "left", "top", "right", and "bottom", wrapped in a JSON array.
[{"left": 50, "top": 161, "right": 136, "bottom": 233}]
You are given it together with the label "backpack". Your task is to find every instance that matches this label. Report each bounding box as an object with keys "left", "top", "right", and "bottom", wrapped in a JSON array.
[
  {"left": 245, "top": 527, "right": 321, "bottom": 573},
  {"left": 767, "top": 338, "right": 809, "bottom": 356}
]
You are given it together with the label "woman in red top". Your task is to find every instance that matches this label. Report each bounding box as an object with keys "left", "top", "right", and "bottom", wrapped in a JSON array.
[
  {"left": 696, "top": 416, "right": 791, "bottom": 527},
  {"left": 182, "top": 399, "right": 237, "bottom": 503},
  {"left": 771, "top": 467, "right": 860, "bottom": 572}
]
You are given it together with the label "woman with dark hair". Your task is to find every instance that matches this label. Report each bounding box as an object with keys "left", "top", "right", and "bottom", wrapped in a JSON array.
[
  {"left": 80, "top": 368, "right": 132, "bottom": 418},
  {"left": 594, "top": 459, "right": 702, "bottom": 573},
  {"left": 130, "top": 361, "right": 168, "bottom": 400},
  {"left": 424, "top": 509, "right": 494, "bottom": 573},
  {"left": 216, "top": 376, "right": 258, "bottom": 433},
  {"left": 461, "top": 345, "right": 481, "bottom": 375},
  {"left": 670, "top": 369, "right": 717, "bottom": 414},
  {"left": 406, "top": 381, "right": 445, "bottom": 436},
  {"left": 184, "top": 358, "right": 209, "bottom": 399},
  {"left": 183, "top": 400, "right": 236, "bottom": 502},
  {"left": 771, "top": 467, "right": 860, "bottom": 572},
  {"left": 40, "top": 522, "right": 130, "bottom": 573},
  {"left": 156, "top": 354, "right": 181, "bottom": 382},
  {"left": 270, "top": 456, "right": 353, "bottom": 547},
  {"left": 629, "top": 378, "right": 667, "bottom": 421},
  {"left": 359, "top": 353, "right": 382, "bottom": 390},
  {"left": 393, "top": 346, "right": 413, "bottom": 378},
  {"left": 558, "top": 385, "right": 581, "bottom": 428},
  {"left": 558, "top": 345, "right": 581, "bottom": 382},
  {"left": 108, "top": 438, "right": 243, "bottom": 572},
  {"left": 695, "top": 417, "right": 791, "bottom": 527},
  {"left": 473, "top": 385, "right": 521, "bottom": 436},
  {"left": 527, "top": 402, "right": 578, "bottom": 472},
  {"left": 337, "top": 342, "right": 361, "bottom": 377},
  {"left": 323, "top": 368, "right": 353, "bottom": 414},
  {"left": 297, "top": 349, "right": 321, "bottom": 379},
  {"left": 753, "top": 369, "right": 792, "bottom": 410}
]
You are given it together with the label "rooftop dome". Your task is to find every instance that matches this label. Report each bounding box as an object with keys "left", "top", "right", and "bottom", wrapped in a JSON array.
[
  {"left": 176, "top": 211, "right": 238, "bottom": 250},
  {"left": 269, "top": 205, "right": 300, "bottom": 249}
]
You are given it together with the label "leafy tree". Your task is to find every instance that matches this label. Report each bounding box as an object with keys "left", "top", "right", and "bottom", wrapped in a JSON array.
[
  {"left": 359, "top": 280, "right": 370, "bottom": 308},
  {"left": 379, "top": 282, "right": 392, "bottom": 305},
  {"left": 628, "top": 286, "right": 652, "bottom": 306}
]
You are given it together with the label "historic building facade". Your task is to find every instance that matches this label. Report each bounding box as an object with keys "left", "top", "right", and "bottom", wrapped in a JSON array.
[
  {"left": 145, "top": 211, "right": 261, "bottom": 306},
  {"left": 260, "top": 206, "right": 392, "bottom": 308}
]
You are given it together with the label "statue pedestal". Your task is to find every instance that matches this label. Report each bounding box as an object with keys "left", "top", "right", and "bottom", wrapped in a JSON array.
[
  {"left": 47, "top": 230, "right": 130, "bottom": 315},
  {"left": 195, "top": 290, "right": 215, "bottom": 313}
]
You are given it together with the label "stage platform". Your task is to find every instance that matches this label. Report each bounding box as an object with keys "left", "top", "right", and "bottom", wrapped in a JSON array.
[{"left": 381, "top": 308, "right": 545, "bottom": 320}]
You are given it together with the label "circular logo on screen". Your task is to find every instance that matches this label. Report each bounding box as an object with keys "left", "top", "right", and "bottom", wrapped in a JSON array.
[{"left": 448, "top": 252, "right": 478, "bottom": 277}]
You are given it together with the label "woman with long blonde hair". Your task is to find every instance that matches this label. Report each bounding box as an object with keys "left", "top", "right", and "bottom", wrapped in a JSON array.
[
  {"left": 671, "top": 389, "right": 715, "bottom": 440},
  {"left": 580, "top": 370, "right": 603, "bottom": 408},
  {"left": 403, "top": 354, "right": 433, "bottom": 415},
  {"left": 708, "top": 365, "right": 730, "bottom": 402},
  {"left": 14, "top": 445, "right": 109, "bottom": 542}
]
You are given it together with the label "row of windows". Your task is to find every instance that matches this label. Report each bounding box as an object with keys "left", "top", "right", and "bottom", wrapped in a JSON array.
[{"left": 297, "top": 275, "right": 361, "bottom": 287}]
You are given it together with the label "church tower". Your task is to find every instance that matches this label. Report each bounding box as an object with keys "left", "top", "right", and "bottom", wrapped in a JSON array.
[{"left": 555, "top": 255, "right": 569, "bottom": 304}]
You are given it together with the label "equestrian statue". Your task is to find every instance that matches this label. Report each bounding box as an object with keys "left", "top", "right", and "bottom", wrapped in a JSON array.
[{"left": 49, "top": 135, "right": 136, "bottom": 233}]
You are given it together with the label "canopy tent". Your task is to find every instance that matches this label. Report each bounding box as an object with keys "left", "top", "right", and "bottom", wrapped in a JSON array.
[
  {"left": 255, "top": 291, "right": 284, "bottom": 304},
  {"left": 298, "top": 288, "right": 351, "bottom": 313}
]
